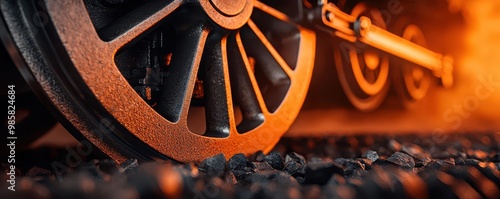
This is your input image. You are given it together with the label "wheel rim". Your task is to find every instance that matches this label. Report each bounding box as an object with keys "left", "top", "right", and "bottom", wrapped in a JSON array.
[
  {"left": 334, "top": 2, "right": 390, "bottom": 112},
  {"left": 3, "top": 0, "right": 315, "bottom": 162},
  {"left": 391, "top": 21, "right": 432, "bottom": 106}
]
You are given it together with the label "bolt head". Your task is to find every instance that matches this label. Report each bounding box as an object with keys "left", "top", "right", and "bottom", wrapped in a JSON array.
[{"left": 359, "top": 17, "right": 372, "bottom": 31}]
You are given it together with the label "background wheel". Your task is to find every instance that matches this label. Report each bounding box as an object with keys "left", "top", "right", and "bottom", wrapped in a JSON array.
[
  {"left": 0, "top": 0, "right": 315, "bottom": 163},
  {"left": 390, "top": 18, "right": 433, "bottom": 108},
  {"left": 334, "top": 2, "right": 390, "bottom": 112}
]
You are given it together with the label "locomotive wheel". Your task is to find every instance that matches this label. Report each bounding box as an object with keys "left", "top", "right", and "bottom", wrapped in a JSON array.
[
  {"left": 334, "top": 2, "right": 390, "bottom": 112},
  {"left": 0, "top": 0, "right": 315, "bottom": 162},
  {"left": 391, "top": 19, "right": 433, "bottom": 108},
  {"left": 0, "top": 46, "right": 58, "bottom": 154}
]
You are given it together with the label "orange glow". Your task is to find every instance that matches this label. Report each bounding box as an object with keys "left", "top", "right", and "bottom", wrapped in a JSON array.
[
  {"left": 288, "top": 0, "right": 500, "bottom": 136},
  {"left": 435, "top": 0, "right": 500, "bottom": 126}
]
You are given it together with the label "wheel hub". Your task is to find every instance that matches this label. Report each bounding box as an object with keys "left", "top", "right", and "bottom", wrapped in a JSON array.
[
  {"left": 364, "top": 49, "right": 380, "bottom": 70},
  {"left": 412, "top": 68, "right": 424, "bottom": 82},
  {"left": 0, "top": 0, "right": 314, "bottom": 163},
  {"left": 210, "top": 0, "right": 246, "bottom": 16},
  {"left": 199, "top": 0, "right": 253, "bottom": 30}
]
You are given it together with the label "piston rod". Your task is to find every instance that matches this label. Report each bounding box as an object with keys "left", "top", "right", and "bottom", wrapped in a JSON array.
[{"left": 316, "top": 3, "right": 453, "bottom": 87}]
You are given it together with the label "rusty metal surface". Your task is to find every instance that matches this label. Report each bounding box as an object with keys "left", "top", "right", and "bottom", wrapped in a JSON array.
[
  {"left": 1, "top": 0, "right": 315, "bottom": 163},
  {"left": 1, "top": 0, "right": 477, "bottom": 164}
]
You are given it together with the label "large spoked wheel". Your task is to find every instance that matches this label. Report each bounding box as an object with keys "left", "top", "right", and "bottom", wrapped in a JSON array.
[
  {"left": 391, "top": 18, "right": 433, "bottom": 108},
  {"left": 334, "top": 2, "right": 390, "bottom": 112},
  {"left": 0, "top": 0, "right": 315, "bottom": 162}
]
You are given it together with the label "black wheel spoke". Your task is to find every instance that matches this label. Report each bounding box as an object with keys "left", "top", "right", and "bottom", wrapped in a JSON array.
[
  {"left": 228, "top": 32, "right": 266, "bottom": 132},
  {"left": 105, "top": 0, "right": 183, "bottom": 51},
  {"left": 240, "top": 19, "right": 293, "bottom": 112},
  {"left": 156, "top": 25, "right": 209, "bottom": 123},
  {"left": 251, "top": 1, "right": 301, "bottom": 70},
  {"left": 202, "top": 36, "right": 233, "bottom": 137},
  {"left": 15, "top": 0, "right": 316, "bottom": 162},
  {"left": 242, "top": 20, "right": 293, "bottom": 83}
]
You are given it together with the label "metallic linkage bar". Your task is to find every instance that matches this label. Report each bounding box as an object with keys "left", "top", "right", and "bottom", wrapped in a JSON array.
[{"left": 319, "top": 3, "right": 454, "bottom": 88}]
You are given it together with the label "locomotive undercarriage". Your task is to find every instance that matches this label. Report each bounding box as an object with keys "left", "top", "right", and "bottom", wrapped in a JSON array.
[{"left": 0, "top": 0, "right": 463, "bottom": 162}]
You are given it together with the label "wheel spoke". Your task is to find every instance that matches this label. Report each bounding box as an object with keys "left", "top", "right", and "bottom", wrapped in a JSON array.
[
  {"left": 228, "top": 32, "right": 267, "bottom": 132},
  {"left": 105, "top": 0, "right": 183, "bottom": 51},
  {"left": 156, "top": 25, "right": 209, "bottom": 123},
  {"left": 242, "top": 20, "right": 293, "bottom": 82},
  {"left": 202, "top": 36, "right": 234, "bottom": 137},
  {"left": 253, "top": 1, "right": 292, "bottom": 23},
  {"left": 250, "top": 1, "right": 301, "bottom": 70},
  {"left": 240, "top": 19, "right": 294, "bottom": 112},
  {"left": 12, "top": 0, "right": 316, "bottom": 162}
]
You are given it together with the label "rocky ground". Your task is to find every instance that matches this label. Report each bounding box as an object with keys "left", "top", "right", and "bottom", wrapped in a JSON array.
[{"left": 2, "top": 133, "right": 500, "bottom": 199}]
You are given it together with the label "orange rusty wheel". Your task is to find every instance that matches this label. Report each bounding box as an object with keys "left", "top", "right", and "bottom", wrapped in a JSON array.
[
  {"left": 391, "top": 18, "right": 433, "bottom": 108},
  {"left": 334, "top": 2, "right": 390, "bottom": 112},
  {"left": 0, "top": 0, "right": 315, "bottom": 163}
]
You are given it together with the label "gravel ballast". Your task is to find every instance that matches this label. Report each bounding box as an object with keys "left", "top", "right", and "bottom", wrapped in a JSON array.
[{"left": 1, "top": 133, "right": 500, "bottom": 199}]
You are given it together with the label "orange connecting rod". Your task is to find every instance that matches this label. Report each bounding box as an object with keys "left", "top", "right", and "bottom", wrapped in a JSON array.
[{"left": 319, "top": 3, "right": 454, "bottom": 88}]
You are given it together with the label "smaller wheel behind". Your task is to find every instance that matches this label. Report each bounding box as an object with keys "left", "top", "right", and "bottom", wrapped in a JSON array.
[
  {"left": 390, "top": 18, "right": 433, "bottom": 108},
  {"left": 334, "top": 2, "right": 390, "bottom": 112}
]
